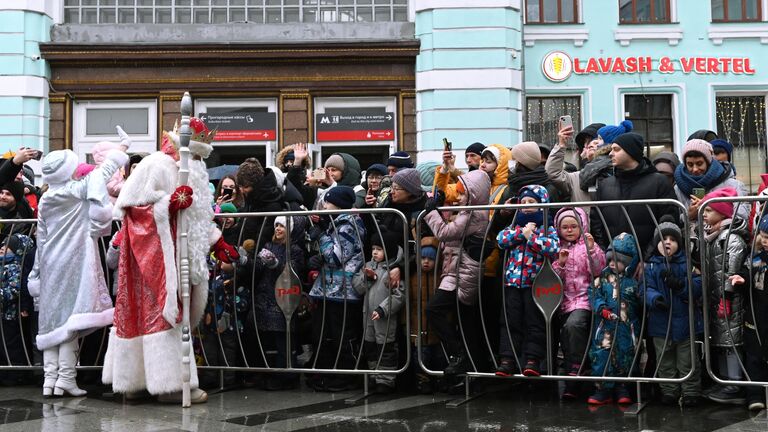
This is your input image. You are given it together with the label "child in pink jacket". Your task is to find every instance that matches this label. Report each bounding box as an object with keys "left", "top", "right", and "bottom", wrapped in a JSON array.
[{"left": 552, "top": 207, "right": 605, "bottom": 399}]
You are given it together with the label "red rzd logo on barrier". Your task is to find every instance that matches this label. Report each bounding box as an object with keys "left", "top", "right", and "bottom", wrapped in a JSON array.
[
  {"left": 536, "top": 284, "right": 562, "bottom": 297},
  {"left": 277, "top": 286, "right": 301, "bottom": 297}
]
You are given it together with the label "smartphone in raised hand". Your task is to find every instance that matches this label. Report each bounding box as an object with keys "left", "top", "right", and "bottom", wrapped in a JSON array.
[
  {"left": 559, "top": 115, "right": 573, "bottom": 131},
  {"left": 443, "top": 138, "right": 452, "bottom": 152},
  {"left": 312, "top": 167, "right": 326, "bottom": 181}
]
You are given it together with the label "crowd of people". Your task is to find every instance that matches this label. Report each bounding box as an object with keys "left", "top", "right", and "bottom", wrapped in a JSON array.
[{"left": 1, "top": 117, "right": 768, "bottom": 412}]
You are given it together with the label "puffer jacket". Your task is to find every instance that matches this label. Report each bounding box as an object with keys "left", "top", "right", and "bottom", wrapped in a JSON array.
[
  {"left": 552, "top": 207, "right": 605, "bottom": 313},
  {"left": 252, "top": 241, "right": 306, "bottom": 332},
  {"left": 483, "top": 144, "right": 512, "bottom": 277},
  {"left": 643, "top": 251, "right": 704, "bottom": 342},
  {"left": 704, "top": 217, "right": 748, "bottom": 347},
  {"left": 497, "top": 185, "right": 560, "bottom": 289},
  {"left": 590, "top": 159, "right": 678, "bottom": 254},
  {"left": 353, "top": 247, "right": 405, "bottom": 344},
  {"left": 424, "top": 169, "right": 491, "bottom": 305},
  {"left": 309, "top": 213, "right": 366, "bottom": 302},
  {"left": 408, "top": 236, "right": 440, "bottom": 345}
]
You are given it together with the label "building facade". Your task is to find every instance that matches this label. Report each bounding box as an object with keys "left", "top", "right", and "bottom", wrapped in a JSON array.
[
  {"left": 36, "top": 1, "right": 417, "bottom": 172},
  {"left": 0, "top": 2, "right": 55, "bottom": 155},
  {"left": 522, "top": 0, "right": 768, "bottom": 191}
]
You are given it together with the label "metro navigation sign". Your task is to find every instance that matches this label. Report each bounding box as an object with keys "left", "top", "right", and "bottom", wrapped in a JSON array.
[{"left": 316, "top": 110, "right": 395, "bottom": 142}]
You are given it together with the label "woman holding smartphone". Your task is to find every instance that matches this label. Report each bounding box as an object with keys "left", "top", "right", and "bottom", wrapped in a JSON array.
[
  {"left": 673, "top": 139, "right": 747, "bottom": 222},
  {"left": 215, "top": 174, "right": 244, "bottom": 209}
]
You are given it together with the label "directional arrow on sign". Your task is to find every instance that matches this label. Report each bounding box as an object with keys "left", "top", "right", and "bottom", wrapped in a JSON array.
[{"left": 386, "top": 115, "right": 392, "bottom": 120}]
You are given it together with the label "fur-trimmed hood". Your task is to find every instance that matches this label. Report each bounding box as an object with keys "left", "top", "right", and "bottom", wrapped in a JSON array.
[{"left": 276, "top": 145, "right": 311, "bottom": 171}]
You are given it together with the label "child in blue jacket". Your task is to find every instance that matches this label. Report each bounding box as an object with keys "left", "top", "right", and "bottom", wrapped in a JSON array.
[
  {"left": 643, "top": 216, "right": 703, "bottom": 407},
  {"left": 588, "top": 232, "right": 641, "bottom": 405}
]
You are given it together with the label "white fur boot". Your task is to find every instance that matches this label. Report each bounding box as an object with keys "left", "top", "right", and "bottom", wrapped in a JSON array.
[
  {"left": 43, "top": 347, "right": 59, "bottom": 397},
  {"left": 53, "top": 339, "right": 87, "bottom": 397}
]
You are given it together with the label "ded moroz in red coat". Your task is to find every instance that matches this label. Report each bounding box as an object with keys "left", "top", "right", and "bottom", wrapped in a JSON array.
[{"left": 101, "top": 152, "right": 208, "bottom": 395}]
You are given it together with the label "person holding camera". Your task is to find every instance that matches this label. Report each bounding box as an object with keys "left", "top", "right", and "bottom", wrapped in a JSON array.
[{"left": 214, "top": 174, "right": 243, "bottom": 209}]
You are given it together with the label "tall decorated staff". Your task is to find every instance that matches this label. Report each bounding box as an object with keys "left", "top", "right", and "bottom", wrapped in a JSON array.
[
  {"left": 177, "top": 93, "right": 193, "bottom": 407},
  {"left": 102, "top": 91, "right": 239, "bottom": 405}
]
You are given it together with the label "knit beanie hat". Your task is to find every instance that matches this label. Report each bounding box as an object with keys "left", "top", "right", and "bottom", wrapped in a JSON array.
[
  {"left": 711, "top": 139, "right": 733, "bottom": 158},
  {"left": 218, "top": 202, "right": 237, "bottom": 214},
  {"left": 387, "top": 151, "right": 413, "bottom": 170},
  {"left": 518, "top": 184, "right": 549, "bottom": 204},
  {"left": 613, "top": 132, "right": 645, "bottom": 162},
  {"left": 653, "top": 215, "right": 683, "bottom": 251},
  {"left": 482, "top": 145, "right": 501, "bottom": 162},
  {"left": 42, "top": 150, "right": 79, "bottom": 185},
  {"left": 366, "top": 163, "right": 387, "bottom": 177},
  {"left": 682, "top": 139, "right": 714, "bottom": 164},
  {"left": 465, "top": 142, "right": 486, "bottom": 157},
  {"left": 421, "top": 245, "right": 437, "bottom": 261},
  {"left": 236, "top": 157, "right": 264, "bottom": 187},
  {"left": 324, "top": 185, "right": 356, "bottom": 209},
  {"left": 597, "top": 120, "right": 633, "bottom": 145},
  {"left": 702, "top": 187, "right": 738, "bottom": 218},
  {"left": 5, "top": 234, "right": 32, "bottom": 257},
  {"left": 606, "top": 232, "right": 639, "bottom": 269},
  {"left": 324, "top": 154, "right": 345, "bottom": 171},
  {"left": 370, "top": 228, "right": 399, "bottom": 261},
  {"left": 555, "top": 207, "right": 588, "bottom": 232},
  {"left": 416, "top": 162, "right": 440, "bottom": 191},
  {"left": 0, "top": 181, "right": 25, "bottom": 205},
  {"left": 511, "top": 141, "right": 541, "bottom": 171},
  {"left": 391, "top": 168, "right": 424, "bottom": 197},
  {"left": 758, "top": 214, "right": 768, "bottom": 234}
]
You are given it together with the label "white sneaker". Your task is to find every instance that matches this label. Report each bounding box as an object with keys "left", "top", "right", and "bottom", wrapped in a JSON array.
[
  {"left": 748, "top": 401, "right": 765, "bottom": 411},
  {"left": 157, "top": 388, "right": 208, "bottom": 404}
]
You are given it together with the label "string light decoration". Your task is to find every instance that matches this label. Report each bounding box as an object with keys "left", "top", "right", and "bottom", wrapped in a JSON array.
[
  {"left": 526, "top": 97, "right": 581, "bottom": 147},
  {"left": 716, "top": 95, "right": 768, "bottom": 191}
]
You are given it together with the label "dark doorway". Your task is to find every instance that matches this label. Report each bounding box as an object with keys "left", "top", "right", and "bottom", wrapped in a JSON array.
[{"left": 207, "top": 145, "right": 267, "bottom": 169}]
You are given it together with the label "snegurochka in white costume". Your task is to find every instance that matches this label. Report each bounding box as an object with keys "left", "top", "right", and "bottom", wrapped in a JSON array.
[
  {"left": 101, "top": 117, "right": 239, "bottom": 404},
  {"left": 28, "top": 126, "right": 132, "bottom": 397}
]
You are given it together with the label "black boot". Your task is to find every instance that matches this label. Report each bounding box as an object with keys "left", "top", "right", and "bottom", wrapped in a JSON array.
[{"left": 444, "top": 351, "right": 471, "bottom": 376}]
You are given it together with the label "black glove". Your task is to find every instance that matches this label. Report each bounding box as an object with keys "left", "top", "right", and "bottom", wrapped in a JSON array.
[
  {"left": 425, "top": 189, "right": 446, "bottom": 213},
  {"left": 654, "top": 297, "right": 669, "bottom": 311},
  {"left": 308, "top": 225, "right": 324, "bottom": 242},
  {"left": 308, "top": 254, "right": 324, "bottom": 270},
  {"left": 662, "top": 270, "right": 684, "bottom": 292}
]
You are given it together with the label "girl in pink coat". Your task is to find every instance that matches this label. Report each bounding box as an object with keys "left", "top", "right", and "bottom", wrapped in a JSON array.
[{"left": 551, "top": 207, "right": 605, "bottom": 399}]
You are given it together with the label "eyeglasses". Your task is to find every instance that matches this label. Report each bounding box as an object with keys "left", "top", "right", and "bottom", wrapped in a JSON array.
[
  {"left": 391, "top": 185, "right": 404, "bottom": 192},
  {"left": 367, "top": 175, "right": 383, "bottom": 181}
]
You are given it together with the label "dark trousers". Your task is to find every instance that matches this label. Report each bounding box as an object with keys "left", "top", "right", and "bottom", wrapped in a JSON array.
[
  {"left": 426, "top": 289, "right": 476, "bottom": 357},
  {"left": 499, "top": 287, "right": 545, "bottom": 361},
  {"left": 199, "top": 329, "right": 238, "bottom": 388},
  {"left": 554, "top": 309, "right": 592, "bottom": 368},
  {"left": 477, "top": 275, "right": 502, "bottom": 370},
  {"left": 311, "top": 301, "right": 363, "bottom": 370},
  {"left": 744, "top": 323, "right": 768, "bottom": 403},
  {"left": 0, "top": 319, "right": 29, "bottom": 385}
]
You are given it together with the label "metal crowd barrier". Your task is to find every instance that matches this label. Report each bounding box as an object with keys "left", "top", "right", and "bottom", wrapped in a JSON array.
[
  {"left": 697, "top": 195, "right": 768, "bottom": 407},
  {"left": 1, "top": 208, "right": 411, "bottom": 403},
  {"left": 414, "top": 199, "right": 701, "bottom": 414}
]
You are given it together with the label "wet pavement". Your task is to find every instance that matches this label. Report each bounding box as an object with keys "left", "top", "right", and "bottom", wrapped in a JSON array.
[{"left": 0, "top": 380, "right": 765, "bottom": 431}]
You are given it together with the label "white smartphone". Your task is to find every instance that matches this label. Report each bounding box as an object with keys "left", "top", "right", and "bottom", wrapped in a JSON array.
[{"left": 559, "top": 115, "right": 573, "bottom": 130}]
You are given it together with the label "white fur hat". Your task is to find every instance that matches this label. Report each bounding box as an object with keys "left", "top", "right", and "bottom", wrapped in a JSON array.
[{"left": 42, "top": 150, "right": 78, "bottom": 185}]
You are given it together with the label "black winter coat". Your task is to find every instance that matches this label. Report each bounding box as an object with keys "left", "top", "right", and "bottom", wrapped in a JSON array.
[{"left": 590, "top": 159, "right": 678, "bottom": 255}]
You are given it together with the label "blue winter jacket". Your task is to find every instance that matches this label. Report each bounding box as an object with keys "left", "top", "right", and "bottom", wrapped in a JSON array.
[
  {"left": 309, "top": 213, "right": 366, "bottom": 302},
  {"left": 642, "top": 251, "right": 704, "bottom": 342}
]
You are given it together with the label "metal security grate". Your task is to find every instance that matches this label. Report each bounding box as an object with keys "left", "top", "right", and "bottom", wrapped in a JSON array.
[{"left": 63, "top": 0, "right": 409, "bottom": 24}]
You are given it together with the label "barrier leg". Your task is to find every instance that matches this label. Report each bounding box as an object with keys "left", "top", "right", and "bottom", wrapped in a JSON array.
[
  {"left": 345, "top": 377, "right": 372, "bottom": 404},
  {"left": 622, "top": 382, "right": 647, "bottom": 416},
  {"left": 446, "top": 376, "right": 486, "bottom": 408}
]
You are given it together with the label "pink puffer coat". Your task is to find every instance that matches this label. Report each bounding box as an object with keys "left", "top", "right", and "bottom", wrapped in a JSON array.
[
  {"left": 425, "top": 169, "right": 491, "bottom": 305},
  {"left": 551, "top": 207, "right": 605, "bottom": 313}
]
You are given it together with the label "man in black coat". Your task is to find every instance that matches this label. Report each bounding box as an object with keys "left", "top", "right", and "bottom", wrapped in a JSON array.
[{"left": 590, "top": 132, "right": 679, "bottom": 256}]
